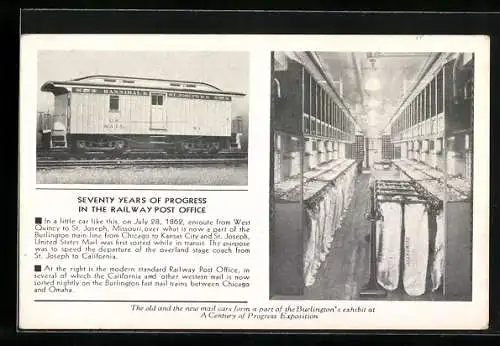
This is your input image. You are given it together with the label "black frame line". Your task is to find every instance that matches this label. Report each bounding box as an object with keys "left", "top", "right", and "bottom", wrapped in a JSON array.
[{"left": 34, "top": 299, "right": 248, "bottom": 303}]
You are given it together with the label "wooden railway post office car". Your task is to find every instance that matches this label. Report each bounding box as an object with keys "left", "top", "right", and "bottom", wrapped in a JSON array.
[{"left": 40, "top": 75, "right": 245, "bottom": 153}]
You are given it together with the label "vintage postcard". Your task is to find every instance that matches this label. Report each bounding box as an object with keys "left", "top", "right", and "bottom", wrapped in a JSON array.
[{"left": 18, "top": 34, "right": 489, "bottom": 330}]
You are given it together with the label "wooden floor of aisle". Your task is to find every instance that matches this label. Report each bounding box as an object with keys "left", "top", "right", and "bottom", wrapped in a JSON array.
[{"left": 273, "top": 170, "right": 444, "bottom": 301}]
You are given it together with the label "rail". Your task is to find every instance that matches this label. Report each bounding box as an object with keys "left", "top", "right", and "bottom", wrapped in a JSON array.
[{"left": 36, "top": 151, "right": 248, "bottom": 168}]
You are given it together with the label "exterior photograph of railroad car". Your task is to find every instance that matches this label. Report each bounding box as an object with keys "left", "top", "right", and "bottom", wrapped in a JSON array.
[
  {"left": 36, "top": 51, "right": 249, "bottom": 185},
  {"left": 270, "top": 51, "right": 474, "bottom": 302}
]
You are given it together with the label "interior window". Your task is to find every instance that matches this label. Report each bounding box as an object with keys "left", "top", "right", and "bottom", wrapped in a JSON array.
[
  {"left": 303, "top": 71, "right": 311, "bottom": 115},
  {"left": 437, "top": 69, "right": 444, "bottom": 114}
]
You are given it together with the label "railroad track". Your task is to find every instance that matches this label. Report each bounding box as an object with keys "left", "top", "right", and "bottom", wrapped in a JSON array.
[
  {"left": 37, "top": 157, "right": 247, "bottom": 168},
  {"left": 36, "top": 151, "right": 248, "bottom": 168}
]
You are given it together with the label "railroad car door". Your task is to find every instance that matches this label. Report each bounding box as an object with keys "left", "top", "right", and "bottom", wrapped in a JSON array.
[{"left": 150, "top": 93, "right": 167, "bottom": 130}]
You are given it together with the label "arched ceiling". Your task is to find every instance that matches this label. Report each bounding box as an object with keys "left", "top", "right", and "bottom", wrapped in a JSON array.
[{"left": 316, "top": 52, "right": 432, "bottom": 137}]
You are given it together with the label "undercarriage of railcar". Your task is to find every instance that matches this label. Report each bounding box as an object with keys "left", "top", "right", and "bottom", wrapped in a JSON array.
[{"left": 37, "top": 130, "right": 243, "bottom": 158}]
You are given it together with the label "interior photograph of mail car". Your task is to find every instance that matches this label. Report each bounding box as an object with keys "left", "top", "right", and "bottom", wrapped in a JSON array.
[{"left": 270, "top": 51, "right": 474, "bottom": 301}]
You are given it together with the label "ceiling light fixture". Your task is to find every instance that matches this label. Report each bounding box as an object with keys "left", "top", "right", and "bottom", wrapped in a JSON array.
[{"left": 365, "top": 53, "right": 381, "bottom": 92}]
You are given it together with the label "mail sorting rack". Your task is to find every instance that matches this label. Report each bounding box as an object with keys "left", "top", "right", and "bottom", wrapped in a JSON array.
[
  {"left": 360, "top": 179, "right": 443, "bottom": 298},
  {"left": 271, "top": 160, "right": 358, "bottom": 296}
]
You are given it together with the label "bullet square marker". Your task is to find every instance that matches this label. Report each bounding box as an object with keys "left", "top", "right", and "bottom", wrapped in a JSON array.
[
  {"left": 35, "top": 217, "right": 42, "bottom": 224},
  {"left": 34, "top": 265, "right": 41, "bottom": 272}
]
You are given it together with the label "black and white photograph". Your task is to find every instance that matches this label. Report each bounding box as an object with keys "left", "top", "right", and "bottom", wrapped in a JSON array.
[
  {"left": 36, "top": 51, "right": 249, "bottom": 185},
  {"left": 270, "top": 51, "right": 474, "bottom": 301}
]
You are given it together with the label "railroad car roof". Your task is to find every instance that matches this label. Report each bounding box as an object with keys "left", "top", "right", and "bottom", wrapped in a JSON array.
[{"left": 41, "top": 75, "right": 246, "bottom": 96}]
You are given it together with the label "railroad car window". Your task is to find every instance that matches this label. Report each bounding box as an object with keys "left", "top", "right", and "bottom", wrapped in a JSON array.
[
  {"left": 422, "top": 89, "right": 426, "bottom": 121},
  {"left": 186, "top": 84, "right": 197, "bottom": 88},
  {"left": 420, "top": 90, "right": 424, "bottom": 122},
  {"left": 409, "top": 106, "right": 412, "bottom": 127},
  {"left": 318, "top": 87, "right": 323, "bottom": 129},
  {"left": 333, "top": 104, "right": 337, "bottom": 128},
  {"left": 303, "top": 71, "right": 311, "bottom": 114},
  {"left": 325, "top": 98, "right": 329, "bottom": 128},
  {"left": 410, "top": 99, "right": 413, "bottom": 126},
  {"left": 412, "top": 97, "right": 416, "bottom": 126},
  {"left": 339, "top": 107, "right": 343, "bottom": 131},
  {"left": 418, "top": 92, "right": 427, "bottom": 122},
  {"left": 341, "top": 112, "right": 344, "bottom": 132},
  {"left": 109, "top": 95, "right": 119, "bottom": 111},
  {"left": 414, "top": 100, "right": 417, "bottom": 125},
  {"left": 421, "top": 93, "right": 424, "bottom": 123},
  {"left": 436, "top": 69, "right": 444, "bottom": 114},
  {"left": 104, "top": 79, "right": 116, "bottom": 82},
  {"left": 328, "top": 99, "right": 332, "bottom": 127},
  {"left": 413, "top": 100, "right": 416, "bottom": 126},
  {"left": 326, "top": 94, "right": 330, "bottom": 129},
  {"left": 330, "top": 104, "right": 333, "bottom": 130},
  {"left": 406, "top": 99, "right": 417, "bottom": 128},
  {"left": 415, "top": 95, "right": 420, "bottom": 125},
  {"left": 406, "top": 106, "right": 409, "bottom": 129},
  {"left": 422, "top": 92, "right": 426, "bottom": 122},
  {"left": 425, "top": 85, "right": 431, "bottom": 120},
  {"left": 170, "top": 83, "right": 181, "bottom": 87},
  {"left": 428, "top": 86, "right": 432, "bottom": 119},
  {"left": 324, "top": 91, "right": 328, "bottom": 127},
  {"left": 318, "top": 88, "right": 323, "bottom": 133},
  {"left": 311, "top": 79, "right": 317, "bottom": 119},
  {"left": 152, "top": 95, "right": 164, "bottom": 106},
  {"left": 341, "top": 110, "right": 345, "bottom": 132},
  {"left": 320, "top": 88, "right": 325, "bottom": 128},
  {"left": 431, "top": 77, "right": 437, "bottom": 117},
  {"left": 411, "top": 105, "right": 414, "bottom": 126},
  {"left": 404, "top": 107, "right": 407, "bottom": 130},
  {"left": 122, "top": 80, "right": 135, "bottom": 84}
]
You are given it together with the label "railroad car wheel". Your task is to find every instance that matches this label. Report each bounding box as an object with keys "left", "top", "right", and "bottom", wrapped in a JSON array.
[
  {"left": 70, "top": 139, "right": 87, "bottom": 155},
  {"left": 110, "top": 140, "right": 127, "bottom": 158},
  {"left": 208, "top": 144, "right": 220, "bottom": 154}
]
